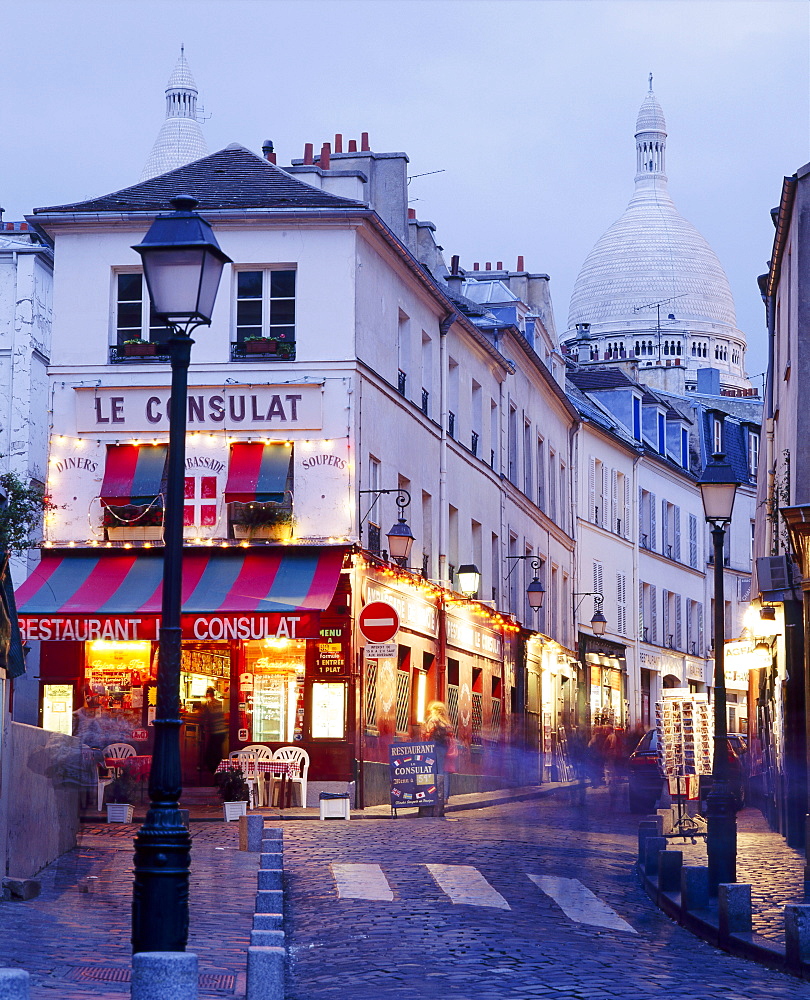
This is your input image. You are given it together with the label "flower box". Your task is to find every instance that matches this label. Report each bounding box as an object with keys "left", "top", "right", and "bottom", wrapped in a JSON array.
[
  {"left": 244, "top": 339, "right": 278, "bottom": 355},
  {"left": 121, "top": 341, "right": 158, "bottom": 357},
  {"left": 232, "top": 523, "right": 291, "bottom": 541},
  {"left": 107, "top": 803, "right": 135, "bottom": 823},
  {"left": 106, "top": 526, "right": 164, "bottom": 542}
]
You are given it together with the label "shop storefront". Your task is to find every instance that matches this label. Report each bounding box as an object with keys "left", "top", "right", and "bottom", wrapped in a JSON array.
[
  {"left": 17, "top": 545, "right": 350, "bottom": 789},
  {"left": 581, "top": 634, "right": 627, "bottom": 729}
]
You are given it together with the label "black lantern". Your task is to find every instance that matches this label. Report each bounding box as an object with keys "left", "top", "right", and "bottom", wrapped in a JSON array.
[
  {"left": 699, "top": 452, "right": 740, "bottom": 524},
  {"left": 590, "top": 605, "right": 608, "bottom": 636},
  {"left": 133, "top": 196, "right": 231, "bottom": 328},
  {"left": 386, "top": 515, "right": 415, "bottom": 562},
  {"left": 526, "top": 575, "right": 545, "bottom": 610}
]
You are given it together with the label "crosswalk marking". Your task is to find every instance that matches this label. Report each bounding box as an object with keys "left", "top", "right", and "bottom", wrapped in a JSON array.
[
  {"left": 331, "top": 863, "right": 394, "bottom": 901},
  {"left": 425, "top": 864, "right": 510, "bottom": 909},
  {"left": 528, "top": 874, "right": 637, "bottom": 933}
]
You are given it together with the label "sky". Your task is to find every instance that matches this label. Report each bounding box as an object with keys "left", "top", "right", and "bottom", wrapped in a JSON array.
[{"left": 1, "top": 0, "right": 808, "bottom": 382}]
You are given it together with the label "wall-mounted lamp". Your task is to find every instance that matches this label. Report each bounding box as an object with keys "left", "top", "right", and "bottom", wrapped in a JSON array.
[
  {"left": 359, "top": 488, "right": 414, "bottom": 565},
  {"left": 573, "top": 591, "right": 607, "bottom": 636},
  {"left": 505, "top": 555, "right": 546, "bottom": 613},
  {"left": 457, "top": 564, "right": 481, "bottom": 598}
]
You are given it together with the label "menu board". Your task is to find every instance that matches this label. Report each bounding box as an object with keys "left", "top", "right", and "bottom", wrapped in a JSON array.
[
  {"left": 656, "top": 692, "right": 712, "bottom": 779},
  {"left": 389, "top": 741, "right": 438, "bottom": 812}
]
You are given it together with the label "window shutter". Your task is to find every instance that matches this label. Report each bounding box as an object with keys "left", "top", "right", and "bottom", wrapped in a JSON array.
[
  {"left": 624, "top": 476, "right": 631, "bottom": 539},
  {"left": 601, "top": 466, "right": 610, "bottom": 529},
  {"left": 588, "top": 458, "right": 596, "bottom": 523},
  {"left": 638, "top": 582, "right": 645, "bottom": 640},
  {"left": 675, "top": 595, "right": 682, "bottom": 649},
  {"left": 697, "top": 603, "right": 704, "bottom": 656},
  {"left": 674, "top": 506, "right": 681, "bottom": 561},
  {"left": 689, "top": 514, "right": 698, "bottom": 568},
  {"left": 650, "top": 585, "right": 657, "bottom": 644},
  {"left": 611, "top": 470, "right": 619, "bottom": 533},
  {"left": 617, "top": 572, "right": 626, "bottom": 635},
  {"left": 662, "top": 589, "right": 670, "bottom": 647},
  {"left": 638, "top": 487, "right": 644, "bottom": 542},
  {"left": 650, "top": 493, "right": 657, "bottom": 550},
  {"left": 661, "top": 500, "right": 668, "bottom": 555},
  {"left": 686, "top": 600, "right": 692, "bottom": 653},
  {"left": 593, "top": 559, "right": 603, "bottom": 596}
]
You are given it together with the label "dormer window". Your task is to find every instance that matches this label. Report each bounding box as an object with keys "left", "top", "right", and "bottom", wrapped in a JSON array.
[
  {"left": 681, "top": 428, "right": 689, "bottom": 469},
  {"left": 713, "top": 417, "right": 723, "bottom": 454},
  {"left": 748, "top": 430, "right": 760, "bottom": 478},
  {"left": 657, "top": 413, "right": 665, "bottom": 454},
  {"left": 633, "top": 397, "right": 641, "bottom": 440}
]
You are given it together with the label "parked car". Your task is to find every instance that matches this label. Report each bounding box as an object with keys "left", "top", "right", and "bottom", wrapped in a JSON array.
[{"left": 627, "top": 729, "right": 744, "bottom": 814}]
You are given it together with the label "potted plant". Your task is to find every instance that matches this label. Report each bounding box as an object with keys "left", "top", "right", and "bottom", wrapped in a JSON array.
[
  {"left": 215, "top": 768, "right": 250, "bottom": 821},
  {"left": 229, "top": 499, "right": 293, "bottom": 540},
  {"left": 103, "top": 502, "right": 164, "bottom": 541},
  {"left": 106, "top": 771, "right": 136, "bottom": 823},
  {"left": 120, "top": 338, "right": 158, "bottom": 358}
]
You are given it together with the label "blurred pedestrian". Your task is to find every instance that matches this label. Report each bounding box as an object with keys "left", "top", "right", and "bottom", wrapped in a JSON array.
[
  {"left": 200, "top": 687, "right": 227, "bottom": 774},
  {"left": 423, "top": 700, "right": 458, "bottom": 805}
]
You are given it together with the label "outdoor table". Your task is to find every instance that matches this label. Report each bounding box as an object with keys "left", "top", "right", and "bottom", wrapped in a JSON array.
[
  {"left": 215, "top": 759, "right": 297, "bottom": 808},
  {"left": 105, "top": 755, "right": 152, "bottom": 801}
]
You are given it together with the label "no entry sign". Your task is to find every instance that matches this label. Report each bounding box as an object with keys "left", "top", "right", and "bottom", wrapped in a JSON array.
[{"left": 358, "top": 601, "right": 400, "bottom": 643}]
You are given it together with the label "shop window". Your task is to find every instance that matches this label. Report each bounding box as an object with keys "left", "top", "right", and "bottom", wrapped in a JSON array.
[
  {"left": 364, "top": 660, "right": 378, "bottom": 732},
  {"left": 490, "top": 676, "right": 502, "bottom": 738},
  {"left": 311, "top": 682, "right": 346, "bottom": 739},
  {"left": 413, "top": 670, "right": 428, "bottom": 725},
  {"left": 395, "top": 672, "right": 410, "bottom": 735},
  {"left": 84, "top": 639, "right": 153, "bottom": 736},
  {"left": 241, "top": 639, "right": 305, "bottom": 743},
  {"left": 446, "top": 658, "right": 460, "bottom": 730}
]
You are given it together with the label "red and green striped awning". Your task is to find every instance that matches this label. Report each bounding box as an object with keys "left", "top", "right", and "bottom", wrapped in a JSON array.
[
  {"left": 224, "top": 443, "right": 292, "bottom": 504},
  {"left": 15, "top": 546, "right": 346, "bottom": 641},
  {"left": 100, "top": 444, "right": 168, "bottom": 506}
]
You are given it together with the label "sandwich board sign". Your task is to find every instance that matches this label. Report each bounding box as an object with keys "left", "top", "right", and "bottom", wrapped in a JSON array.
[{"left": 389, "top": 741, "right": 438, "bottom": 815}]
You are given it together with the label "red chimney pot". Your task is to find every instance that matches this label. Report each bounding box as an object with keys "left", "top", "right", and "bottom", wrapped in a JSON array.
[
  {"left": 361, "top": 132, "right": 370, "bottom": 151},
  {"left": 407, "top": 208, "right": 417, "bottom": 220},
  {"left": 334, "top": 133, "right": 343, "bottom": 153},
  {"left": 473, "top": 263, "right": 480, "bottom": 271},
  {"left": 497, "top": 261, "right": 503, "bottom": 270},
  {"left": 320, "top": 142, "right": 331, "bottom": 170},
  {"left": 517, "top": 255, "right": 525, "bottom": 271},
  {"left": 485, "top": 262, "right": 492, "bottom": 271},
  {"left": 303, "top": 143, "right": 314, "bottom": 165},
  {"left": 348, "top": 139, "right": 358, "bottom": 153}
]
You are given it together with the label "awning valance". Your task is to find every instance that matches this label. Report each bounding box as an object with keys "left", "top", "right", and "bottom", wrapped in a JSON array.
[
  {"left": 224, "top": 442, "right": 292, "bottom": 504},
  {"left": 15, "top": 546, "right": 346, "bottom": 641},
  {"left": 100, "top": 444, "right": 168, "bottom": 506}
]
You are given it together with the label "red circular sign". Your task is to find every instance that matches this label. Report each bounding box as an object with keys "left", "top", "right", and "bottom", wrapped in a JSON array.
[{"left": 358, "top": 601, "right": 400, "bottom": 643}]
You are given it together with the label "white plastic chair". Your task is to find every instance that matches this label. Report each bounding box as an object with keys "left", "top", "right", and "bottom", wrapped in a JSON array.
[
  {"left": 102, "top": 743, "right": 136, "bottom": 777},
  {"left": 97, "top": 766, "right": 114, "bottom": 810},
  {"left": 229, "top": 750, "right": 261, "bottom": 808},
  {"left": 240, "top": 745, "right": 272, "bottom": 804},
  {"left": 272, "top": 747, "right": 310, "bottom": 808}
]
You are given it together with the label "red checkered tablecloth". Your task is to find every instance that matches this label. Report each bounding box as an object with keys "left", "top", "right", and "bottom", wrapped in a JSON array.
[
  {"left": 215, "top": 759, "right": 295, "bottom": 776},
  {"left": 105, "top": 755, "right": 152, "bottom": 780}
]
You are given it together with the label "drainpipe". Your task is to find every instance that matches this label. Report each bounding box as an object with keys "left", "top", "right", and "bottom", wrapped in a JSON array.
[{"left": 437, "top": 312, "right": 456, "bottom": 586}]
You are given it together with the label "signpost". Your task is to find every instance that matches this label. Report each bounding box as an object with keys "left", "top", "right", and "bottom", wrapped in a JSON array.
[
  {"left": 389, "top": 742, "right": 438, "bottom": 815},
  {"left": 358, "top": 601, "right": 400, "bottom": 644}
]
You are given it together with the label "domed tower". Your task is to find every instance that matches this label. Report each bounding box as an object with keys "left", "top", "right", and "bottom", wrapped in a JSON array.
[
  {"left": 564, "top": 80, "right": 750, "bottom": 393},
  {"left": 141, "top": 47, "right": 209, "bottom": 181}
]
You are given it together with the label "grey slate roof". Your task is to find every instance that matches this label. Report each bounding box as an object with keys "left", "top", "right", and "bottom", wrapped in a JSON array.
[{"left": 34, "top": 145, "right": 367, "bottom": 215}]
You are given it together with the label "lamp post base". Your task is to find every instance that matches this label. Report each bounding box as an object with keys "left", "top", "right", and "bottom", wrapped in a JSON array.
[
  {"left": 132, "top": 804, "right": 192, "bottom": 952},
  {"left": 706, "top": 779, "right": 737, "bottom": 893}
]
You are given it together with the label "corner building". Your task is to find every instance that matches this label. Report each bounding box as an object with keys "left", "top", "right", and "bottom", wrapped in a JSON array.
[{"left": 18, "top": 138, "right": 574, "bottom": 804}]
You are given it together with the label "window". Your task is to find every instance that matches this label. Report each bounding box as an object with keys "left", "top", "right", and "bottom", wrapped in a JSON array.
[
  {"left": 689, "top": 514, "right": 699, "bottom": 568},
  {"left": 114, "top": 272, "right": 168, "bottom": 345},
  {"left": 537, "top": 437, "right": 546, "bottom": 511},
  {"left": 508, "top": 405, "right": 518, "bottom": 483},
  {"left": 748, "top": 431, "right": 760, "bottom": 478},
  {"left": 639, "top": 489, "right": 656, "bottom": 550},
  {"left": 657, "top": 413, "right": 666, "bottom": 454},
  {"left": 523, "top": 421, "right": 533, "bottom": 496},
  {"left": 235, "top": 269, "right": 296, "bottom": 348},
  {"left": 633, "top": 397, "right": 641, "bottom": 440},
  {"left": 681, "top": 429, "right": 689, "bottom": 470},
  {"left": 548, "top": 451, "right": 557, "bottom": 522},
  {"left": 713, "top": 417, "right": 723, "bottom": 455}
]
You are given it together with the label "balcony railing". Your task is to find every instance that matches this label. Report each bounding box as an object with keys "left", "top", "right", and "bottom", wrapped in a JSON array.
[
  {"left": 397, "top": 370, "right": 407, "bottom": 395},
  {"left": 448, "top": 411, "right": 455, "bottom": 439},
  {"left": 471, "top": 431, "right": 479, "bottom": 457},
  {"left": 421, "top": 388, "right": 430, "bottom": 416}
]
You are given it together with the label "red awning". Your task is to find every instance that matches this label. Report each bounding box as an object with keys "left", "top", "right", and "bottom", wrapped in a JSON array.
[
  {"left": 15, "top": 546, "right": 346, "bottom": 641},
  {"left": 224, "top": 442, "right": 292, "bottom": 503},
  {"left": 100, "top": 444, "right": 168, "bottom": 505}
]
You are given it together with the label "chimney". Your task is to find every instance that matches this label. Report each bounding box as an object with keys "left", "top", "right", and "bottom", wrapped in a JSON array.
[
  {"left": 361, "top": 132, "right": 370, "bottom": 151},
  {"left": 473, "top": 263, "right": 480, "bottom": 271},
  {"left": 496, "top": 261, "right": 503, "bottom": 270},
  {"left": 303, "top": 143, "right": 314, "bottom": 165},
  {"left": 445, "top": 254, "right": 464, "bottom": 296},
  {"left": 408, "top": 208, "right": 417, "bottom": 220},
  {"left": 334, "top": 133, "right": 343, "bottom": 153},
  {"left": 517, "top": 255, "right": 525, "bottom": 271},
  {"left": 485, "top": 262, "right": 492, "bottom": 271},
  {"left": 451, "top": 255, "right": 460, "bottom": 275},
  {"left": 348, "top": 139, "right": 358, "bottom": 153},
  {"left": 261, "top": 139, "right": 276, "bottom": 164},
  {"left": 319, "top": 142, "right": 331, "bottom": 170}
]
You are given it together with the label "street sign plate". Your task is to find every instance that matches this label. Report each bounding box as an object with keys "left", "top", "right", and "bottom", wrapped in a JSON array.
[
  {"left": 364, "top": 642, "right": 397, "bottom": 659},
  {"left": 358, "top": 601, "right": 400, "bottom": 643}
]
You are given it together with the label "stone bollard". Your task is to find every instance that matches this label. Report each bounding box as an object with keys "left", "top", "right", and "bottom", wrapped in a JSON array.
[
  {"left": 131, "top": 952, "right": 198, "bottom": 1000},
  {"left": 638, "top": 821, "right": 659, "bottom": 864},
  {"left": 257, "top": 869, "right": 283, "bottom": 890},
  {"left": 718, "top": 883, "right": 752, "bottom": 938},
  {"left": 681, "top": 865, "right": 710, "bottom": 912},
  {"left": 250, "top": 929, "right": 285, "bottom": 947},
  {"left": 254, "top": 913, "right": 283, "bottom": 930},
  {"left": 246, "top": 946, "right": 284, "bottom": 1000},
  {"left": 239, "top": 814, "right": 264, "bottom": 852},
  {"left": 784, "top": 904, "right": 810, "bottom": 968},
  {"left": 0, "top": 969, "right": 30, "bottom": 999},
  {"left": 262, "top": 828, "right": 283, "bottom": 843},
  {"left": 260, "top": 853, "right": 283, "bottom": 870},
  {"left": 256, "top": 889, "right": 284, "bottom": 913},
  {"left": 658, "top": 850, "right": 683, "bottom": 893},
  {"left": 644, "top": 836, "right": 667, "bottom": 876}
]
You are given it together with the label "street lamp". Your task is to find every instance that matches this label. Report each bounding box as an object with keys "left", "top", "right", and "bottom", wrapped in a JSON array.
[
  {"left": 573, "top": 591, "right": 607, "bottom": 636},
  {"left": 505, "top": 555, "right": 546, "bottom": 614},
  {"left": 457, "top": 564, "right": 481, "bottom": 599},
  {"left": 130, "top": 196, "right": 231, "bottom": 954},
  {"left": 699, "top": 451, "right": 740, "bottom": 893}
]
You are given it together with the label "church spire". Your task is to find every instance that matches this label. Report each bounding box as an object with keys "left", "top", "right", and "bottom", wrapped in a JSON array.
[
  {"left": 634, "top": 79, "right": 667, "bottom": 181},
  {"left": 140, "top": 47, "right": 209, "bottom": 181}
]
